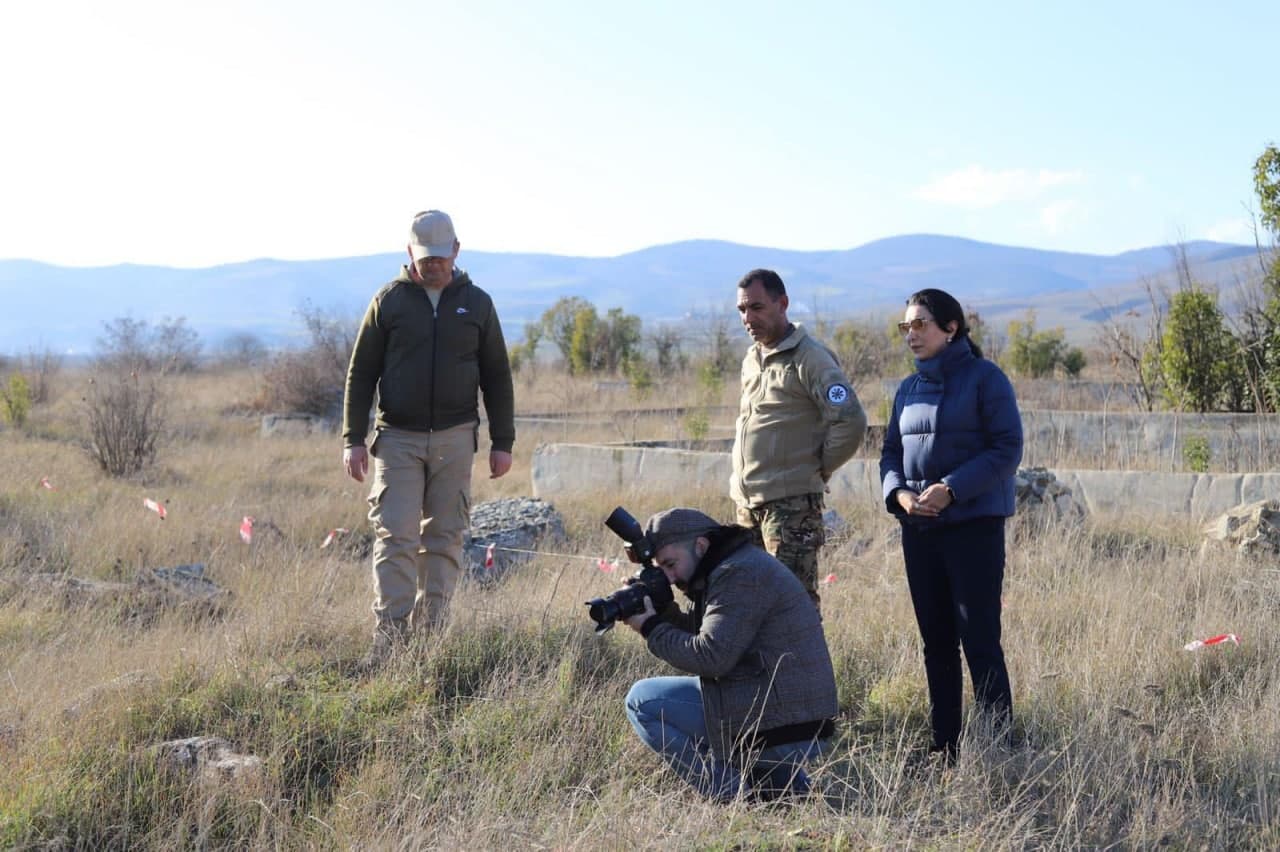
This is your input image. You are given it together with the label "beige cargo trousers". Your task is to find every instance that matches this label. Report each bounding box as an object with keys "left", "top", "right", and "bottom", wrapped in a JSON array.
[{"left": 367, "top": 423, "right": 475, "bottom": 635}]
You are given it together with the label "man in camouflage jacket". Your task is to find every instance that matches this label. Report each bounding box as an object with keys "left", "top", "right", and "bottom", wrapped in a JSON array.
[{"left": 731, "top": 269, "right": 867, "bottom": 610}]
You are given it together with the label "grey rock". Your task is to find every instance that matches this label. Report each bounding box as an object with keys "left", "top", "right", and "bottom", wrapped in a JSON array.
[
  {"left": 463, "top": 497, "right": 566, "bottom": 580},
  {"left": 139, "top": 563, "right": 225, "bottom": 604},
  {"left": 1015, "top": 466, "right": 1087, "bottom": 527},
  {"left": 151, "top": 735, "right": 265, "bottom": 786},
  {"left": 25, "top": 563, "right": 228, "bottom": 622}
]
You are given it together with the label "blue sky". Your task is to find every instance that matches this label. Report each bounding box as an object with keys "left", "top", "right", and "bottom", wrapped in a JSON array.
[{"left": 1, "top": 0, "right": 1275, "bottom": 267}]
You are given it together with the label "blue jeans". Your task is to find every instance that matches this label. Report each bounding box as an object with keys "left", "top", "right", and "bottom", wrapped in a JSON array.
[{"left": 624, "top": 676, "right": 827, "bottom": 802}]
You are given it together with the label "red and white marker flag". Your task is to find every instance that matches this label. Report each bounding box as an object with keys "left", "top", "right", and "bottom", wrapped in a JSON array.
[
  {"left": 820, "top": 573, "right": 837, "bottom": 585},
  {"left": 39, "top": 476, "right": 55, "bottom": 491},
  {"left": 321, "top": 528, "right": 349, "bottom": 549},
  {"left": 1184, "top": 633, "right": 1240, "bottom": 651},
  {"left": 239, "top": 516, "right": 254, "bottom": 544},
  {"left": 143, "top": 498, "right": 167, "bottom": 520},
  {"left": 597, "top": 557, "right": 618, "bottom": 573},
  {"left": 484, "top": 543, "right": 495, "bottom": 568}
]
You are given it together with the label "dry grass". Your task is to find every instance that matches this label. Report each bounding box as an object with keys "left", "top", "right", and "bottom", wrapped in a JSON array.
[{"left": 0, "top": 366, "right": 1277, "bottom": 849}]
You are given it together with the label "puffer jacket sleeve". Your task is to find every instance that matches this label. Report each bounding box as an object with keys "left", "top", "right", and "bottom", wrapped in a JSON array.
[
  {"left": 940, "top": 364, "right": 1022, "bottom": 501},
  {"left": 879, "top": 381, "right": 909, "bottom": 515}
]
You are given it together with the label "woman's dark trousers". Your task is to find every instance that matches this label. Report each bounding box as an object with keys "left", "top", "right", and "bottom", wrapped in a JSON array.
[{"left": 902, "top": 516, "right": 1012, "bottom": 756}]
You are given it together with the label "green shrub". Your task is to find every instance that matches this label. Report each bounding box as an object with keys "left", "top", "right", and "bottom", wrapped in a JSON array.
[
  {"left": 1183, "top": 434, "right": 1211, "bottom": 472},
  {"left": 683, "top": 410, "right": 709, "bottom": 442},
  {"left": 0, "top": 372, "right": 31, "bottom": 428}
]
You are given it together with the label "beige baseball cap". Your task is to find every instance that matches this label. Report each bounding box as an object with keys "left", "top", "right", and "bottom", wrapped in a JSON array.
[{"left": 408, "top": 210, "right": 457, "bottom": 260}]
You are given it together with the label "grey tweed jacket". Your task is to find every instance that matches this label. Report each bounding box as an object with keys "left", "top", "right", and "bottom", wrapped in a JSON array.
[{"left": 645, "top": 532, "right": 839, "bottom": 761}]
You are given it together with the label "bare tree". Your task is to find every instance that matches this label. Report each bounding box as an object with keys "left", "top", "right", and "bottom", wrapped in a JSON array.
[
  {"left": 152, "top": 316, "right": 202, "bottom": 372},
  {"left": 19, "top": 347, "right": 62, "bottom": 404},
  {"left": 649, "top": 325, "right": 687, "bottom": 376},
  {"left": 83, "top": 371, "right": 167, "bottom": 476},
  {"left": 1093, "top": 279, "right": 1166, "bottom": 411},
  {"left": 217, "top": 332, "right": 270, "bottom": 369},
  {"left": 258, "top": 302, "right": 356, "bottom": 415},
  {"left": 95, "top": 316, "right": 202, "bottom": 374}
]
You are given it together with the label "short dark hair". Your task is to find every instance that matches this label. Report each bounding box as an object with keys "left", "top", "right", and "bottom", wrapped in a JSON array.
[
  {"left": 906, "top": 288, "right": 984, "bottom": 359},
  {"left": 737, "top": 268, "right": 786, "bottom": 299}
]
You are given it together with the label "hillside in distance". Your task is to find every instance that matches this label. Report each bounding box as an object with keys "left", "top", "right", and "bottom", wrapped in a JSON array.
[{"left": 0, "top": 235, "right": 1263, "bottom": 353}]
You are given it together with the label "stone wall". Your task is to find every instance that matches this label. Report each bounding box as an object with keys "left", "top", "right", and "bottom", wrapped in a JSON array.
[
  {"left": 1019, "top": 409, "right": 1280, "bottom": 471},
  {"left": 533, "top": 442, "right": 1280, "bottom": 521}
]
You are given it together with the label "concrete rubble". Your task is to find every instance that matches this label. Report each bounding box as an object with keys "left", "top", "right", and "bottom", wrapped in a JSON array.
[{"left": 1202, "top": 499, "right": 1280, "bottom": 557}]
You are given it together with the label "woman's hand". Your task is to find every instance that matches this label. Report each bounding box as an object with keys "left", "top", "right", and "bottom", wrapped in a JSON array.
[
  {"left": 916, "top": 483, "right": 954, "bottom": 514},
  {"left": 896, "top": 484, "right": 952, "bottom": 517}
]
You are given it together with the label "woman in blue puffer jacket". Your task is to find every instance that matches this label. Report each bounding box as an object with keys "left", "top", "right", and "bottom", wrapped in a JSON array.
[{"left": 879, "top": 288, "right": 1023, "bottom": 762}]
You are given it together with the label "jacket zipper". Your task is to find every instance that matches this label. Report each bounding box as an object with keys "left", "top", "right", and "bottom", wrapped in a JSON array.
[{"left": 428, "top": 290, "right": 439, "bottom": 430}]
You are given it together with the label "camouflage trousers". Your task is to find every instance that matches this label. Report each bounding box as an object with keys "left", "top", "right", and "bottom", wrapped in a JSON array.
[{"left": 736, "top": 493, "right": 825, "bottom": 610}]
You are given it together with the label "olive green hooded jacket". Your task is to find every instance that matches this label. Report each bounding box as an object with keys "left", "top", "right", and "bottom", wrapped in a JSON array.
[{"left": 342, "top": 267, "right": 515, "bottom": 452}]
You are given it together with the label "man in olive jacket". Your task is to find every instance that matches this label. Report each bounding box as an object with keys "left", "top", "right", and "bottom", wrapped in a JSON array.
[
  {"left": 733, "top": 268, "right": 867, "bottom": 610},
  {"left": 622, "top": 508, "right": 838, "bottom": 801},
  {"left": 342, "top": 210, "right": 514, "bottom": 665}
]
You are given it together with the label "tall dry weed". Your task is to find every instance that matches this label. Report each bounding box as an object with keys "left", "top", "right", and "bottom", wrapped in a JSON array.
[{"left": 0, "top": 365, "right": 1277, "bottom": 848}]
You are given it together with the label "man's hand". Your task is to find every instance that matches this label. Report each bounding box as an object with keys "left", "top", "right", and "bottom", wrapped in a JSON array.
[
  {"left": 489, "top": 450, "right": 513, "bottom": 479},
  {"left": 344, "top": 445, "right": 368, "bottom": 482},
  {"left": 622, "top": 596, "right": 657, "bottom": 634}
]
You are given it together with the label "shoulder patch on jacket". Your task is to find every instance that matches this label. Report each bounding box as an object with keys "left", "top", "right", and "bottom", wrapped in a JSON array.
[{"left": 826, "top": 384, "right": 850, "bottom": 404}]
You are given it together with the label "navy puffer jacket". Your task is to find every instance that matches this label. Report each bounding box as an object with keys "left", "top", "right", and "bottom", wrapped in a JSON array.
[{"left": 879, "top": 338, "right": 1023, "bottom": 526}]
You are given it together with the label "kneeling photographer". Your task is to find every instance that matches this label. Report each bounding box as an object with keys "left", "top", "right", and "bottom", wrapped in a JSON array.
[{"left": 618, "top": 507, "right": 838, "bottom": 802}]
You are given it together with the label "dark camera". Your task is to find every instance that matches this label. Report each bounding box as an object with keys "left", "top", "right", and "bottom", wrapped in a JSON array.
[{"left": 585, "top": 507, "right": 674, "bottom": 633}]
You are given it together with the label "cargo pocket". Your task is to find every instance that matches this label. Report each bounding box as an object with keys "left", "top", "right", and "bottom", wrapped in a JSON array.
[{"left": 367, "top": 484, "right": 389, "bottom": 534}]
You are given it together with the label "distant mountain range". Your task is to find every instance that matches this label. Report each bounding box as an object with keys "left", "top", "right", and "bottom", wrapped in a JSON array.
[{"left": 0, "top": 235, "right": 1266, "bottom": 354}]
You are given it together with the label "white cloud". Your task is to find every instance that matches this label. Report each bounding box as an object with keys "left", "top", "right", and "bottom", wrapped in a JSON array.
[
  {"left": 1203, "top": 218, "right": 1254, "bottom": 245},
  {"left": 1040, "top": 199, "right": 1085, "bottom": 234},
  {"left": 915, "top": 166, "right": 1085, "bottom": 209}
]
